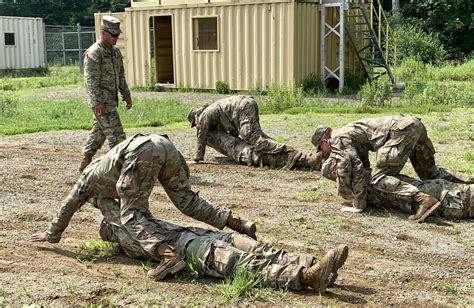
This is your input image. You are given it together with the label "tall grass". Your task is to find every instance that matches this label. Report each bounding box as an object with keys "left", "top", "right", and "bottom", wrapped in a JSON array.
[
  {"left": 0, "top": 66, "right": 82, "bottom": 91},
  {"left": 395, "top": 58, "right": 474, "bottom": 82}
]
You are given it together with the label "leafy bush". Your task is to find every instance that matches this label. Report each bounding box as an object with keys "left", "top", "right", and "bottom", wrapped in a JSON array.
[
  {"left": 216, "top": 81, "right": 230, "bottom": 94},
  {"left": 396, "top": 58, "right": 474, "bottom": 82},
  {"left": 403, "top": 82, "right": 472, "bottom": 106},
  {"left": 302, "top": 74, "right": 324, "bottom": 95},
  {"left": 358, "top": 78, "right": 393, "bottom": 106},
  {"left": 343, "top": 73, "right": 368, "bottom": 94},
  {"left": 261, "top": 84, "right": 304, "bottom": 112},
  {"left": 393, "top": 24, "right": 446, "bottom": 64}
]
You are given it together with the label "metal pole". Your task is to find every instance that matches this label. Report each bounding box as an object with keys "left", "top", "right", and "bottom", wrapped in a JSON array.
[
  {"left": 339, "top": 3, "right": 345, "bottom": 92},
  {"left": 77, "top": 23, "right": 83, "bottom": 71},
  {"left": 43, "top": 22, "right": 47, "bottom": 66},
  {"left": 61, "top": 32, "right": 66, "bottom": 65},
  {"left": 320, "top": 5, "right": 326, "bottom": 85}
]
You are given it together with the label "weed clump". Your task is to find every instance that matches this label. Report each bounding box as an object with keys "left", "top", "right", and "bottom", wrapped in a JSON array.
[
  {"left": 216, "top": 81, "right": 230, "bottom": 94},
  {"left": 358, "top": 78, "right": 393, "bottom": 107}
]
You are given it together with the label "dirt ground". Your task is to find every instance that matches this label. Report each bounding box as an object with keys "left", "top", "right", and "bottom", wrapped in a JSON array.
[{"left": 0, "top": 113, "right": 473, "bottom": 306}]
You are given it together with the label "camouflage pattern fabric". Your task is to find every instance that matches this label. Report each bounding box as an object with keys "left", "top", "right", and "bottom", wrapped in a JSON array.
[
  {"left": 329, "top": 114, "right": 471, "bottom": 210},
  {"left": 194, "top": 96, "right": 284, "bottom": 161},
  {"left": 46, "top": 134, "right": 230, "bottom": 255},
  {"left": 368, "top": 175, "right": 473, "bottom": 219},
  {"left": 100, "top": 217, "right": 312, "bottom": 290},
  {"left": 82, "top": 41, "right": 131, "bottom": 156},
  {"left": 206, "top": 130, "right": 325, "bottom": 170}
]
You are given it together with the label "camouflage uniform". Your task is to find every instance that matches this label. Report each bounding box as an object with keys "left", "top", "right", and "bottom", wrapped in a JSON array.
[
  {"left": 46, "top": 134, "right": 230, "bottom": 256},
  {"left": 207, "top": 130, "right": 327, "bottom": 170},
  {"left": 322, "top": 157, "right": 473, "bottom": 219},
  {"left": 368, "top": 175, "right": 474, "bottom": 219},
  {"left": 328, "top": 115, "right": 473, "bottom": 210},
  {"left": 100, "top": 218, "right": 313, "bottom": 290},
  {"left": 82, "top": 40, "right": 131, "bottom": 157},
  {"left": 192, "top": 95, "right": 284, "bottom": 161}
]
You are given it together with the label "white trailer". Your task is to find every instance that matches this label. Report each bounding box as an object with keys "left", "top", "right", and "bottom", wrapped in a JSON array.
[{"left": 0, "top": 16, "right": 45, "bottom": 69}]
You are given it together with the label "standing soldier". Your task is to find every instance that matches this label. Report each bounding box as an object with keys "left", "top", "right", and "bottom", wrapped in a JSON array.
[
  {"left": 187, "top": 95, "right": 284, "bottom": 163},
  {"left": 79, "top": 16, "right": 133, "bottom": 172},
  {"left": 312, "top": 115, "right": 473, "bottom": 221}
]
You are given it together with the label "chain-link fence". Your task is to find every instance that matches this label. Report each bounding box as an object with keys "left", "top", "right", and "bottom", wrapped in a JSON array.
[{"left": 44, "top": 24, "right": 96, "bottom": 68}]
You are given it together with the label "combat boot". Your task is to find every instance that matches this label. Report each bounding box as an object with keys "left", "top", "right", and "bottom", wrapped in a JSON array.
[
  {"left": 79, "top": 154, "right": 93, "bottom": 173},
  {"left": 300, "top": 250, "right": 335, "bottom": 293},
  {"left": 226, "top": 216, "right": 257, "bottom": 240},
  {"left": 147, "top": 244, "right": 186, "bottom": 281},
  {"left": 328, "top": 244, "right": 349, "bottom": 286},
  {"left": 409, "top": 192, "right": 441, "bottom": 223}
]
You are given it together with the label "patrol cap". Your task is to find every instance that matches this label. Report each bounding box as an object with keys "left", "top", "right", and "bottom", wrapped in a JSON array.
[
  {"left": 311, "top": 125, "right": 329, "bottom": 151},
  {"left": 321, "top": 156, "right": 337, "bottom": 180},
  {"left": 101, "top": 16, "right": 122, "bottom": 36}
]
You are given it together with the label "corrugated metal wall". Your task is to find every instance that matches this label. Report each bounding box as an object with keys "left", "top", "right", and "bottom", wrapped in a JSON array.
[
  {"left": 0, "top": 16, "right": 45, "bottom": 69},
  {"left": 123, "top": 1, "right": 295, "bottom": 90}
]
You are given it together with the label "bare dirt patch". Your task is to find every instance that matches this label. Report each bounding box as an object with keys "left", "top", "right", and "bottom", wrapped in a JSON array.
[{"left": 0, "top": 120, "right": 472, "bottom": 306}]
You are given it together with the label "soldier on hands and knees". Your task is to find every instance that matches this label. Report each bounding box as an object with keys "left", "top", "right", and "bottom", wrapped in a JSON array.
[
  {"left": 312, "top": 115, "right": 473, "bottom": 222},
  {"left": 187, "top": 95, "right": 285, "bottom": 164},
  {"left": 31, "top": 134, "right": 257, "bottom": 276},
  {"left": 79, "top": 16, "right": 133, "bottom": 172}
]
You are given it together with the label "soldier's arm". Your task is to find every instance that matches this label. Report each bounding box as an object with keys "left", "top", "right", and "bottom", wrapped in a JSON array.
[
  {"left": 161, "top": 151, "right": 230, "bottom": 229},
  {"left": 194, "top": 116, "right": 210, "bottom": 162},
  {"left": 84, "top": 51, "right": 104, "bottom": 108},
  {"left": 42, "top": 194, "right": 86, "bottom": 243},
  {"left": 336, "top": 153, "right": 368, "bottom": 211},
  {"left": 117, "top": 49, "right": 131, "bottom": 103}
]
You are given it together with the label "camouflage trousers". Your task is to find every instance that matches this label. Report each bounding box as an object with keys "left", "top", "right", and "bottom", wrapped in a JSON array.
[
  {"left": 82, "top": 105, "right": 126, "bottom": 156},
  {"left": 237, "top": 98, "right": 285, "bottom": 154},
  {"left": 368, "top": 175, "right": 473, "bottom": 219},
  {"left": 207, "top": 130, "right": 323, "bottom": 170}
]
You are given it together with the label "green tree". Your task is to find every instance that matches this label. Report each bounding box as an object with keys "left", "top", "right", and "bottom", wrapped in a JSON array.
[{"left": 400, "top": 0, "right": 474, "bottom": 60}]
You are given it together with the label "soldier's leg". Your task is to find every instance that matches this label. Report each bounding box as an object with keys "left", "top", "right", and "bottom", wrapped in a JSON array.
[
  {"left": 99, "top": 107, "right": 126, "bottom": 149},
  {"left": 184, "top": 236, "right": 305, "bottom": 290},
  {"left": 82, "top": 115, "right": 107, "bottom": 157},
  {"left": 408, "top": 123, "right": 473, "bottom": 183},
  {"left": 206, "top": 131, "right": 252, "bottom": 164}
]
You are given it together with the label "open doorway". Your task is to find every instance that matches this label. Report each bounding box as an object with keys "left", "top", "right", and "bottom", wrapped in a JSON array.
[{"left": 151, "top": 16, "right": 174, "bottom": 84}]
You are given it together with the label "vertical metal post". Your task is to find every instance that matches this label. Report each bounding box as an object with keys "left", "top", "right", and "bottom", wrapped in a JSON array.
[
  {"left": 77, "top": 23, "right": 83, "bottom": 70},
  {"left": 320, "top": 6, "right": 326, "bottom": 84},
  {"left": 339, "top": 3, "right": 345, "bottom": 92},
  {"left": 43, "top": 22, "right": 47, "bottom": 66},
  {"left": 61, "top": 32, "right": 66, "bottom": 65}
]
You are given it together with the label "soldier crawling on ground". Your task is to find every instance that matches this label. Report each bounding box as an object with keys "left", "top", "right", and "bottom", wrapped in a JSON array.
[
  {"left": 321, "top": 156, "right": 473, "bottom": 221},
  {"left": 199, "top": 129, "right": 328, "bottom": 170},
  {"left": 187, "top": 95, "right": 285, "bottom": 164},
  {"left": 30, "top": 134, "right": 349, "bottom": 294},
  {"left": 311, "top": 114, "right": 473, "bottom": 222},
  {"left": 31, "top": 134, "right": 257, "bottom": 276},
  {"left": 79, "top": 16, "right": 133, "bottom": 172}
]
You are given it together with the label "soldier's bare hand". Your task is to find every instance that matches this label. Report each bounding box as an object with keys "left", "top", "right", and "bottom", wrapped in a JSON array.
[
  {"left": 30, "top": 232, "right": 47, "bottom": 242},
  {"left": 125, "top": 98, "right": 133, "bottom": 110},
  {"left": 340, "top": 207, "right": 363, "bottom": 213},
  {"left": 94, "top": 104, "right": 107, "bottom": 116}
]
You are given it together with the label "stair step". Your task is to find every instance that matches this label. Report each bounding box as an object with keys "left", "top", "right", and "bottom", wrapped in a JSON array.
[{"left": 347, "top": 14, "right": 364, "bottom": 18}]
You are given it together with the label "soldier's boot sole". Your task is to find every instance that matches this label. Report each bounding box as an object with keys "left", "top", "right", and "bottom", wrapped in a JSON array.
[
  {"left": 147, "top": 259, "right": 186, "bottom": 281},
  {"left": 328, "top": 244, "right": 349, "bottom": 286},
  {"left": 409, "top": 201, "right": 441, "bottom": 223}
]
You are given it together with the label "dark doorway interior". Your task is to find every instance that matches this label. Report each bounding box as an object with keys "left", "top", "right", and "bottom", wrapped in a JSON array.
[{"left": 153, "top": 16, "right": 174, "bottom": 84}]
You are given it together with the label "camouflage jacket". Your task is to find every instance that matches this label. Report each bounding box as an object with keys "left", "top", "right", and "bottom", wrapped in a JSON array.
[
  {"left": 84, "top": 41, "right": 131, "bottom": 108},
  {"left": 330, "top": 115, "right": 406, "bottom": 209},
  {"left": 195, "top": 95, "right": 255, "bottom": 161}
]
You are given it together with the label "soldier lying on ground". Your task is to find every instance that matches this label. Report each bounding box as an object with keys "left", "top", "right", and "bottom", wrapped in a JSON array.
[
  {"left": 311, "top": 114, "right": 473, "bottom": 221},
  {"left": 206, "top": 130, "right": 328, "bottom": 170},
  {"left": 187, "top": 95, "right": 284, "bottom": 163},
  {"left": 33, "top": 207, "right": 349, "bottom": 294},
  {"left": 322, "top": 156, "right": 473, "bottom": 221},
  {"left": 31, "top": 134, "right": 257, "bottom": 275}
]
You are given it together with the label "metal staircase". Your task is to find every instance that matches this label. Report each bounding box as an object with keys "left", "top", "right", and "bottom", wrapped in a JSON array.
[
  {"left": 345, "top": 1, "right": 395, "bottom": 83},
  {"left": 320, "top": 0, "right": 396, "bottom": 92}
]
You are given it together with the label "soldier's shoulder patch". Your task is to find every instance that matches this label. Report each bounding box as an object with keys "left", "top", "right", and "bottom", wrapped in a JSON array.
[
  {"left": 85, "top": 43, "right": 102, "bottom": 63},
  {"left": 86, "top": 51, "right": 99, "bottom": 62}
]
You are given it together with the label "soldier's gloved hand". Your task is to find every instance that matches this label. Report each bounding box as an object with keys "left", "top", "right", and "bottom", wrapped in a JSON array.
[
  {"left": 30, "top": 232, "right": 47, "bottom": 242},
  {"left": 226, "top": 216, "right": 257, "bottom": 240},
  {"left": 94, "top": 104, "right": 107, "bottom": 116}
]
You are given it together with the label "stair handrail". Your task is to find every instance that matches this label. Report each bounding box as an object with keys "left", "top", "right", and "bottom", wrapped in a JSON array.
[{"left": 369, "top": 0, "right": 397, "bottom": 66}]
